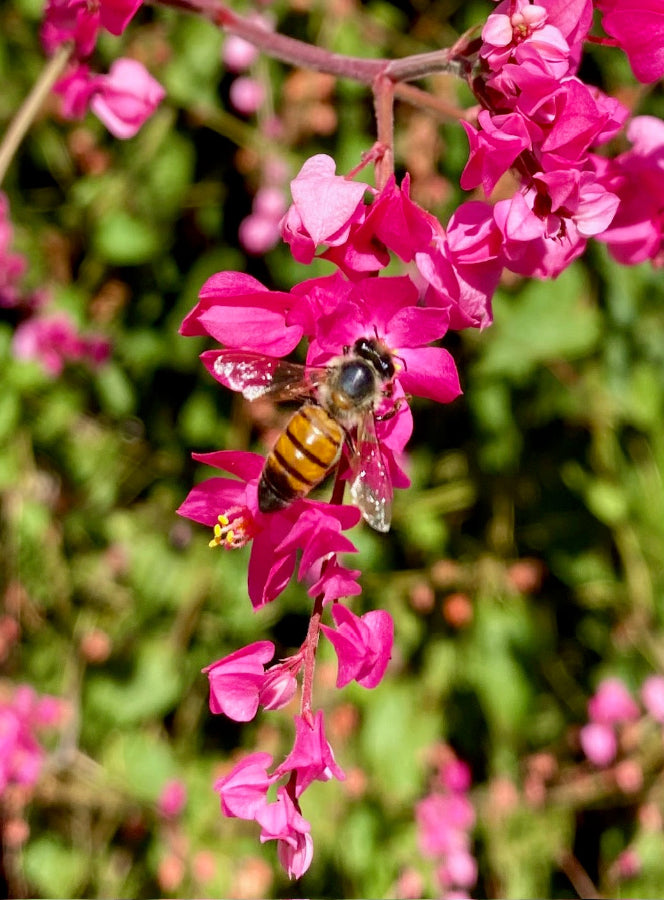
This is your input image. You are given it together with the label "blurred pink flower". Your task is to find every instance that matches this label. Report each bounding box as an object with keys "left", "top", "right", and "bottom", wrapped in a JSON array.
[
  {"left": 158, "top": 779, "right": 187, "bottom": 819},
  {"left": 229, "top": 76, "right": 265, "bottom": 115},
  {"left": 588, "top": 677, "right": 640, "bottom": 724},
  {"left": 12, "top": 312, "right": 110, "bottom": 377},
  {"left": 579, "top": 722, "right": 617, "bottom": 767},
  {"left": 641, "top": 674, "right": 664, "bottom": 724},
  {"left": 90, "top": 58, "right": 165, "bottom": 139}
]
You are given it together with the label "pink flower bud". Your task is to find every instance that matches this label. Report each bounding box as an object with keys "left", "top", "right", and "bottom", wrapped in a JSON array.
[
  {"left": 222, "top": 34, "right": 260, "bottom": 72},
  {"left": 229, "top": 77, "right": 265, "bottom": 115},
  {"left": 588, "top": 678, "right": 640, "bottom": 724},
  {"left": 641, "top": 674, "right": 664, "bottom": 723},
  {"left": 580, "top": 722, "right": 617, "bottom": 767},
  {"left": 158, "top": 779, "right": 187, "bottom": 818}
]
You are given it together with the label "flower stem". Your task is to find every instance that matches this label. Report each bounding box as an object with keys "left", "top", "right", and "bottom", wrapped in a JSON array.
[
  {"left": 155, "top": 0, "right": 474, "bottom": 87},
  {"left": 299, "top": 468, "right": 347, "bottom": 725},
  {"left": 0, "top": 43, "right": 73, "bottom": 187}
]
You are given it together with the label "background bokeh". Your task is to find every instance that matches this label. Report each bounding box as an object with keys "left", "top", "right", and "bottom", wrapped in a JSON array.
[{"left": 2, "top": 0, "right": 664, "bottom": 896}]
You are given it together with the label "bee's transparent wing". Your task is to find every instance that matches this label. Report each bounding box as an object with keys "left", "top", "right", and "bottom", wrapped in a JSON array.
[
  {"left": 211, "top": 350, "right": 327, "bottom": 402},
  {"left": 348, "top": 413, "right": 393, "bottom": 533}
]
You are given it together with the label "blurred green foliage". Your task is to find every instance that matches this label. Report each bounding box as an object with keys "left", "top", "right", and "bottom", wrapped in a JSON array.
[{"left": 2, "top": 0, "right": 664, "bottom": 897}]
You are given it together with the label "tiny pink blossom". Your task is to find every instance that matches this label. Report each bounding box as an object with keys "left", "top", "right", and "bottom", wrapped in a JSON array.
[
  {"left": 222, "top": 34, "right": 260, "bottom": 72},
  {"left": 229, "top": 76, "right": 265, "bottom": 115},
  {"left": 588, "top": 678, "right": 640, "bottom": 724},
  {"left": 438, "top": 848, "right": 478, "bottom": 890},
  {"left": 579, "top": 722, "right": 617, "bottom": 767},
  {"left": 239, "top": 214, "right": 282, "bottom": 255},
  {"left": 158, "top": 779, "right": 187, "bottom": 819},
  {"left": 641, "top": 675, "right": 664, "bottom": 724},
  {"left": 320, "top": 603, "right": 393, "bottom": 689},
  {"left": 258, "top": 657, "right": 301, "bottom": 711},
  {"left": 273, "top": 710, "right": 345, "bottom": 797},
  {"left": 203, "top": 641, "right": 276, "bottom": 722},
  {"left": 255, "top": 786, "right": 313, "bottom": 879},
  {"left": 214, "top": 751, "right": 274, "bottom": 819}
]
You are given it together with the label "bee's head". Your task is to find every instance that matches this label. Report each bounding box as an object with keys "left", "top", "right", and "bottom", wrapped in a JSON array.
[{"left": 352, "top": 336, "right": 395, "bottom": 381}]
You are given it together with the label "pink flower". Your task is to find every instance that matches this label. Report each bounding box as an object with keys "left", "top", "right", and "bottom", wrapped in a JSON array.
[
  {"left": 597, "top": 0, "right": 664, "bottom": 83},
  {"left": 595, "top": 116, "right": 664, "bottom": 266},
  {"left": 273, "top": 710, "right": 345, "bottom": 797},
  {"left": 0, "top": 684, "right": 63, "bottom": 794},
  {"left": 222, "top": 34, "right": 260, "bottom": 72},
  {"left": 54, "top": 64, "right": 100, "bottom": 119},
  {"left": 461, "top": 110, "right": 532, "bottom": 197},
  {"left": 255, "top": 786, "right": 314, "bottom": 879},
  {"left": 204, "top": 641, "right": 277, "bottom": 722},
  {"left": 158, "top": 779, "right": 187, "bottom": 818},
  {"left": 176, "top": 450, "right": 360, "bottom": 608},
  {"left": 641, "top": 675, "right": 664, "bottom": 724},
  {"left": 280, "top": 155, "right": 373, "bottom": 264},
  {"left": 588, "top": 678, "right": 640, "bottom": 724},
  {"left": 320, "top": 603, "right": 393, "bottom": 689},
  {"left": 480, "top": 0, "right": 571, "bottom": 75},
  {"left": 305, "top": 275, "right": 461, "bottom": 407},
  {"left": 579, "top": 722, "right": 617, "bottom": 767},
  {"left": 416, "top": 793, "right": 474, "bottom": 857},
  {"left": 180, "top": 270, "right": 302, "bottom": 357},
  {"left": 438, "top": 848, "right": 479, "bottom": 890},
  {"left": 229, "top": 77, "right": 265, "bottom": 116},
  {"left": 12, "top": 312, "right": 110, "bottom": 377},
  {"left": 42, "top": 0, "right": 143, "bottom": 57},
  {"left": 89, "top": 58, "right": 165, "bottom": 139},
  {"left": 214, "top": 752, "right": 274, "bottom": 819}
]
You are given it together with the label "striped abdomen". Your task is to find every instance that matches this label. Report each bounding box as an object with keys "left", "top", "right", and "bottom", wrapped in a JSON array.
[{"left": 258, "top": 404, "right": 344, "bottom": 512}]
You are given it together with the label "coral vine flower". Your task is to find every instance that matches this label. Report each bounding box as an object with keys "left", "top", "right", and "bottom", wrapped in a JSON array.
[
  {"left": 180, "top": 270, "right": 302, "bottom": 357},
  {"left": 54, "top": 58, "right": 165, "bottom": 139},
  {"left": 597, "top": 0, "right": 664, "bottom": 83},
  {"left": 176, "top": 450, "right": 360, "bottom": 608},
  {"left": 215, "top": 752, "right": 275, "bottom": 819},
  {"left": 306, "top": 275, "right": 461, "bottom": 407},
  {"left": 203, "top": 641, "right": 278, "bottom": 722},
  {"left": 273, "top": 710, "right": 345, "bottom": 797},
  {"left": 280, "top": 154, "right": 374, "bottom": 264},
  {"left": 320, "top": 603, "right": 394, "bottom": 688},
  {"left": 89, "top": 59, "right": 165, "bottom": 139},
  {"left": 256, "top": 786, "right": 314, "bottom": 879},
  {"left": 42, "top": 0, "right": 143, "bottom": 57},
  {"left": 587, "top": 678, "right": 639, "bottom": 724}
]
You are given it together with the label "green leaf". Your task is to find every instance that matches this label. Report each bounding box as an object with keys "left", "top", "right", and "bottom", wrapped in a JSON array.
[
  {"left": 93, "top": 211, "right": 162, "bottom": 265},
  {"left": 23, "top": 836, "right": 89, "bottom": 898}
]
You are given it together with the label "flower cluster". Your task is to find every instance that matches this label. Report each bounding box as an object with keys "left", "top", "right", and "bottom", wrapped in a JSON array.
[
  {"left": 42, "top": 0, "right": 165, "bottom": 139},
  {"left": 173, "top": 0, "right": 664, "bottom": 883},
  {"left": 0, "top": 681, "right": 65, "bottom": 853},
  {"left": 460, "top": 0, "right": 664, "bottom": 277},
  {"left": 580, "top": 675, "right": 664, "bottom": 769},
  {"left": 415, "top": 747, "right": 477, "bottom": 898},
  {"left": 204, "top": 617, "right": 391, "bottom": 879},
  {"left": 1, "top": 192, "right": 110, "bottom": 377}
]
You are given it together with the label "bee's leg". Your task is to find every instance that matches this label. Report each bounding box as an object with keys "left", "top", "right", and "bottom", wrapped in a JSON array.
[{"left": 375, "top": 395, "right": 411, "bottom": 422}]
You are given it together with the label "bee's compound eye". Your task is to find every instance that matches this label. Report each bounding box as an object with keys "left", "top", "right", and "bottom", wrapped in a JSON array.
[{"left": 338, "top": 361, "right": 375, "bottom": 401}]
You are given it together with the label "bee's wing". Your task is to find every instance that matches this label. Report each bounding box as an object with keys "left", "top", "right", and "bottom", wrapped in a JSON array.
[
  {"left": 211, "top": 350, "right": 327, "bottom": 402},
  {"left": 348, "top": 413, "right": 393, "bottom": 533}
]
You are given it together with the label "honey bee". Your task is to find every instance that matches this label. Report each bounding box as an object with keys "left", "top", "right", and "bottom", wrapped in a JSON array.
[{"left": 213, "top": 337, "right": 398, "bottom": 532}]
